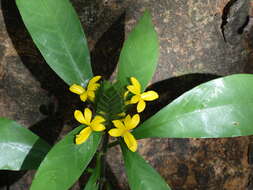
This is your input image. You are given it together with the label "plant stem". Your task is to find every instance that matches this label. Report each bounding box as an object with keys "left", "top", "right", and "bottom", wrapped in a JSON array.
[
  {"left": 107, "top": 140, "right": 119, "bottom": 148},
  {"left": 99, "top": 133, "right": 109, "bottom": 190}
]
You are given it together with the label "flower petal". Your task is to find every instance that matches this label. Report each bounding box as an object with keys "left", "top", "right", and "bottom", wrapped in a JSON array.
[
  {"left": 75, "top": 127, "right": 92, "bottom": 144},
  {"left": 89, "top": 76, "right": 101, "bottom": 84},
  {"left": 128, "top": 114, "right": 140, "bottom": 130},
  {"left": 69, "top": 84, "right": 85, "bottom": 95},
  {"left": 80, "top": 91, "right": 88, "bottom": 102},
  {"left": 84, "top": 108, "right": 92, "bottom": 124},
  {"left": 123, "top": 115, "right": 132, "bottom": 127},
  {"left": 130, "top": 95, "right": 140, "bottom": 104},
  {"left": 92, "top": 115, "right": 106, "bottom": 124},
  {"left": 123, "top": 132, "right": 137, "bottom": 152},
  {"left": 87, "top": 83, "right": 100, "bottom": 92},
  {"left": 130, "top": 77, "right": 141, "bottom": 94},
  {"left": 124, "top": 91, "right": 129, "bottom": 99},
  {"left": 74, "top": 110, "right": 89, "bottom": 125},
  {"left": 127, "top": 85, "right": 140, "bottom": 95},
  {"left": 87, "top": 91, "right": 95, "bottom": 101},
  {"left": 141, "top": 91, "right": 159, "bottom": 101},
  {"left": 137, "top": 100, "right": 146, "bottom": 113},
  {"left": 112, "top": 120, "right": 125, "bottom": 129},
  {"left": 117, "top": 112, "right": 126, "bottom": 117},
  {"left": 91, "top": 124, "right": 106, "bottom": 132},
  {"left": 108, "top": 128, "right": 124, "bottom": 137}
]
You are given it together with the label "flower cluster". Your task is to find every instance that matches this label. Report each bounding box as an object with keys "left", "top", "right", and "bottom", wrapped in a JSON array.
[
  {"left": 126, "top": 77, "right": 159, "bottom": 113},
  {"left": 69, "top": 76, "right": 158, "bottom": 152},
  {"left": 70, "top": 76, "right": 101, "bottom": 102},
  {"left": 109, "top": 114, "right": 140, "bottom": 152},
  {"left": 74, "top": 108, "right": 105, "bottom": 144}
]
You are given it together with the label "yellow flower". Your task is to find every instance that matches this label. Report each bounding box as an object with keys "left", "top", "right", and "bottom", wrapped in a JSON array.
[
  {"left": 74, "top": 108, "right": 106, "bottom": 144},
  {"left": 69, "top": 76, "right": 101, "bottom": 102},
  {"left": 127, "top": 77, "right": 159, "bottom": 113},
  {"left": 109, "top": 114, "right": 140, "bottom": 152},
  {"left": 117, "top": 112, "right": 126, "bottom": 117},
  {"left": 123, "top": 90, "right": 131, "bottom": 105}
]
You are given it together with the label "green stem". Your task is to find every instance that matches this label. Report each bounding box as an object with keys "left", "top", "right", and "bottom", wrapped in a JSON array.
[
  {"left": 107, "top": 140, "right": 119, "bottom": 148},
  {"left": 99, "top": 133, "right": 109, "bottom": 190},
  {"left": 86, "top": 167, "right": 94, "bottom": 173}
]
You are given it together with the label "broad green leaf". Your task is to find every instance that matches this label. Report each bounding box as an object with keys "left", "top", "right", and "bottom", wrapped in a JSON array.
[
  {"left": 16, "top": 0, "right": 92, "bottom": 85},
  {"left": 30, "top": 126, "right": 101, "bottom": 190},
  {"left": 121, "top": 143, "right": 170, "bottom": 190},
  {"left": 117, "top": 11, "right": 159, "bottom": 90},
  {"left": 133, "top": 74, "right": 253, "bottom": 139},
  {"left": 83, "top": 155, "right": 101, "bottom": 190},
  {"left": 0, "top": 118, "right": 50, "bottom": 170}
]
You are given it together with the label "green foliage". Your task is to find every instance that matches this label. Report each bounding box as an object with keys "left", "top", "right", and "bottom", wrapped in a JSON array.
[
  {"left": 117, "top": 11, "right": 159, "bottom": 90},
  {"left": 0, "top": 118, "right": 50, "bottom": 170},
  {"left": 95, "top": 81, "right": 125, "bottom": 119},
  {"left": 134, "top": 74, "right": 253, "bottom": 139},
  {"left": 30, "top": 126, "right": 101, "bottom": 190},
  {"left": 83, "top": 154, "right": 101, "bottom": 190},
  {"left": 16, "top": 0, "right": 92, "bottom": 85},
  {"left": 121, "top": 143, "right": 171, "bottom": 190}
]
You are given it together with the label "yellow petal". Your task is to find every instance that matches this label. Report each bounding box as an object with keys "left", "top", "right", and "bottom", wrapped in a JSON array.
[
  {"left": 87, "top": 83, "right": 100, "bottom": 92},
  {"left": 137, "top": 100, "right": 146, "bottom": 113},
  {"left": 75, "top": 127, "right": 92, "bottom": 144},
  {"left": 84, "top": 108, "right": 92, "bottom": 124},
  {"left": 117, "top": 112, "right": 126, "bottom": 117},
  {"left": 123, "top": 115, "right": 132, "bottom": 127},
  {"left": 88, "top": 96, "right": 95, "bottom": 102},
  {"left": 108, "top": 128, "right": 124, "bottom": 137},
  {"left": 130, "top": 95, "right": 140, "bottom": 104},
  {"left": 92, "top": 115, "right": 105, "bottom": 124},
  {"left": 80, "top": 92, "right": 88, "bottom": 102},
  {"left": 89, "top": 76, "right": 101, "bottom": 84},
  {"left": 130, "top": 77, "right": 141, "bottom": 94},
  {"left": 112, "top": 120, "right": 125, "bottom": 129},
  {"left": 128, "top": 114, "right": 140, "bottom": 130},
  {"left": 91, "top": 124, "right": 106, "bottom": 132},
  {"left": 123, "top": 91, "right": 129, "bottom": 99},
  {"left": 123, "top": 132, "right": 137, "bottom": 152},
  {"left": 127, "top": 85, "right": 140, "bottom": 95},
  {"left": 74, "top": 110, "right": 89, "bottom": 125},
  {"left": 141, "top": 91, "right": 159, "bottom": 101},
  {"left": 87, "top": 91, "right": 95, "bottom": 101},
  {"left": 69, "top": 84, "right": 85, "bottom": 95}
]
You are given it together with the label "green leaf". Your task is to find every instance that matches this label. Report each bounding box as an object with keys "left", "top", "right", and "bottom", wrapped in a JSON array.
[
  {"left": 117, "top": 11, "right": 159, "bottom": 90},
  {"left": 0, "top": 118, "right": 50, "bottom": 170},
  {"left": 121, "top": 143, "right": 171, "bottom": 190},
  {"left": 133, "top": 74, "right": 253, "bottom": 139},
  {"left": 30, "top": 126, "right": 101, "bottom": 190},
  {"left": 16, "top": 0, "right": 92, "bottom": 85},
  {"left": 83, "top": 155, "right": 101, "bottom": 190}
]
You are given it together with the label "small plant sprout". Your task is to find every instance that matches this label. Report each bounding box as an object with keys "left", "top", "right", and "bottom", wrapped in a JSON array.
[{"left": 70, "top": 76, "right": 158, "bottom": 151}]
